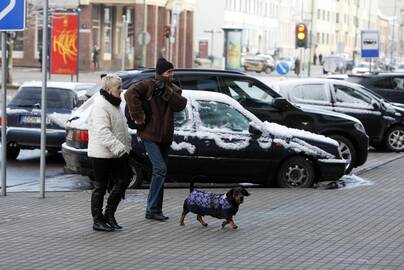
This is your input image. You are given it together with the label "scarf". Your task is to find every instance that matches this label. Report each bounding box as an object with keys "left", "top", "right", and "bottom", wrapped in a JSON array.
[{"left": 100, "top": 89, "right": 121, "bottom": 107}]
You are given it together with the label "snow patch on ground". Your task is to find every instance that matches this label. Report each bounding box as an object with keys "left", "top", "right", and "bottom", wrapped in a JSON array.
[{"left": 338, "top": 174, "right": 373, "bottom": 189}]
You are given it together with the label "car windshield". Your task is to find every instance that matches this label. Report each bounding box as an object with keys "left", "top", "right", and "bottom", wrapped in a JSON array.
[
  {"left": 398, "top": 64, "right": 404, "bottom": 69},
  {"left": 224, "top": 78, "right": 275, "bottom": 104},
  {"left": 9, "top": 87, "right": 76, "bottom": 109}
]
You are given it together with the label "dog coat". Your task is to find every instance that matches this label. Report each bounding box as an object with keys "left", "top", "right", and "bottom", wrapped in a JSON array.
[{"left": 185, "top": 189, "right": 235, "bottom": 219}]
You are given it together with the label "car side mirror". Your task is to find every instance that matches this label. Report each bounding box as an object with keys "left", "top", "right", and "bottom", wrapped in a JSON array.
[
  {"left": 272, "top": 97, "right": 291, "bottom": 110},
  {"left": 372, "top": 100, "right": 380, "bottom": 110},
  {"left": 249, "top": 124, "right": 262, "bottom": 137}
]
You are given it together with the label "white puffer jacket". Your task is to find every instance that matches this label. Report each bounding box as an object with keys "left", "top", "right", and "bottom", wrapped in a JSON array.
[{"left": 88, "top": 95, "right": 131, "bottom": 159}]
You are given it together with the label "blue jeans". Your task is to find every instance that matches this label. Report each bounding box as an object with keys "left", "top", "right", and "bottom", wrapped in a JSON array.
[{"left": 143, "top": 140, "right": 171, "bottom": 215}]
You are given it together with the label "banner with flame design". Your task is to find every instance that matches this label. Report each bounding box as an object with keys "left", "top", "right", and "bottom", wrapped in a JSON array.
[{"left": 51, "top": 13, "right": 79, "bottom": 75}]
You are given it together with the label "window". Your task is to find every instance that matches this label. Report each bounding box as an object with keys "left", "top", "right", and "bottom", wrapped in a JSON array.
[
  {"left": 374, "top": 78, "right": 395, "bottom": 89},
  {"left": 392, "top": 77, "right": 404, "bottom": 90},
  {"left": 290, "top": 84, "right": 330, "bottom": 103},
  {"left": 103, "top": 7, "right": 112, "bottom": 56},
  {"left": 174, "top": 108, "right": 190, "bottom": 128},
  {"left": 223, "top": 78, "right": 274, "bottom": 104},
  {"left": 9, "top": 87, "right": 76, "bottom": 109},
  {"left": 92, "top": 5, "right": 101, "bottom": 48},
  {"left": 178, "top": 76, "right": 219, "bottom": 92},
  {"left": 197, "top": 101, "right": 250, "bottom": 132},
  {"left": 333, "top": 85, "right": 372, "bottom": 107},
  {"left": 317, "top": 9, "right": 321, "bottom": 19},
  {"left": 336, "top": 13, "right": 340, "bottom": 23},
  {"left": 13, "top": 32, "right": 24, "bottom": 51}
]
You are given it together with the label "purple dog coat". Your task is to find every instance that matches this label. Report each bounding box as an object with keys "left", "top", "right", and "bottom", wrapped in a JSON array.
[{"left": 185, "top": 189, "right": 235, "bottom": 219}]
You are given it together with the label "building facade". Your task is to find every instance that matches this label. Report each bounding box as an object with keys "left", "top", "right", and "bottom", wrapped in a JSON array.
[{"left": 13, "top": 0, "right": 195, "bottom": 71}]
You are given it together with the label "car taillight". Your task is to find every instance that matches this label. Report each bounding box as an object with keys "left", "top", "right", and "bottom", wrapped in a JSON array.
[
  {"left": 0, "top": 117, "right": 8, "bottom": 126},
  {"left": 75, "top": 130, "right": 88, "bottom": 142}
]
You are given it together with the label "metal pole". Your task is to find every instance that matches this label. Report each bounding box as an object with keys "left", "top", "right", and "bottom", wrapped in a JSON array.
[
  {"left": 40, "top": 0, "right": 49, "bottom": 198},
  {"left": 307, "top": 0, "right": 315, "bottom": 77},
  {"left": 141, "top": 0, "right": 146, "bottom": 67},
  {"left": 1, "top": 32, "right": 7, "bottom": 196},
  {"left": 77, "top": 9, "right": 80, "bottom": 82},
  {"left": 391, "top": 0, "right": 398, "bottom": 66},
  {"left": 122, "top": 15, "right": 127, "bottom": 70}
]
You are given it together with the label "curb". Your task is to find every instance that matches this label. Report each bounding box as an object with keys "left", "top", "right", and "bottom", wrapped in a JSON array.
[{"left": 354, "top": 153, "right": 404, "bottom": 176}]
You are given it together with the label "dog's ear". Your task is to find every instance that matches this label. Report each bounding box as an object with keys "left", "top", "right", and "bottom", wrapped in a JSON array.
[
  {"left": 241, "top": 188, "right": 250, "bottom": 196},
  {"left": 226, "top": 188, "right": 234, "bottom": 198}
]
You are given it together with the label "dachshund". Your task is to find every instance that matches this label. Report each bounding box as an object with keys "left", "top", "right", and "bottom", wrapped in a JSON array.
[{"left": 179, "top": 186, "right": 250, "bottom": 229}]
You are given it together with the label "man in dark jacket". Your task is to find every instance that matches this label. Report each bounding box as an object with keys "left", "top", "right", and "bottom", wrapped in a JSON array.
[{"left": 124, "top": 58, "right": 187, "bottom": 221}]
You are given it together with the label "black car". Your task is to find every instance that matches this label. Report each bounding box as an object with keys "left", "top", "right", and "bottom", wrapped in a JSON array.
[
  {"left": 272, "top": 78, "right": 404, "bottom": 152},
  {"left": 347, "top": 73, "right": 404, "bottom": 105},
  {"left": 2, "top": 81, "right": 93, "bottom": 159},
  {"left": 63, "top": 90, "right": 346, "bottom": 188},
  {"left": 100, "top": 69, "right": 367, "bottom": 174}
]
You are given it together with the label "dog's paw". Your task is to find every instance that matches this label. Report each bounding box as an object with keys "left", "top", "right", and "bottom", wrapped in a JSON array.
[
  {"left": 202, "top": 223, "right": 208, "bottom": 227},
  {"left": 179, "top": 222, "right": 185, "bottom": 226},
  {"left": 232, "top": 225, "right": 238, "bottom": 229},
  {"left": 221, "top": 222, "right": 227, "bottom": 229}
]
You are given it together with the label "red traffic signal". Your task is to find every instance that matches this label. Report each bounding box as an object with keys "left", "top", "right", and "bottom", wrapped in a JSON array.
[
  {"left": 295, "top": 23, "right": 308, "bottom": 48},
  {"left": 163, "top": 25, "right": 171, "bottom": 38}
]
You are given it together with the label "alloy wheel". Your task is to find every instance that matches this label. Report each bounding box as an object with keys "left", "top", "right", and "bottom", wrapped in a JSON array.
[
  {"left": 388, "top": 129, "right": 404, "bottom": 151},
  {"left": 285, "top": 164, "right": 308, "bottom": 187}
]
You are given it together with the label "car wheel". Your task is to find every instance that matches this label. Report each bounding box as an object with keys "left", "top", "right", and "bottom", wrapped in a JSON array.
[
  {"left": 329, "top": 135, "right": 356, "bottom": 174},
  {"left": 264, "top": 66, "right": 272, "bottom": 74},
  {"left": 6, "top": 142, "right": 20, "bottom": 160},
  {"left": 128, "top": 157, "right": 144, "bottom": 189},
  {"left": 385, "top": 126, "right": 404, "bottom": 152},
  {"left": 276, "top": 156, "right": 315, "bottom": 188}
]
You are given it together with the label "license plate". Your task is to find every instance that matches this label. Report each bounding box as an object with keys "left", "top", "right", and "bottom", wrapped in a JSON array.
[{"left": 21, "top": 116, "right": 51, "bottom": 124}]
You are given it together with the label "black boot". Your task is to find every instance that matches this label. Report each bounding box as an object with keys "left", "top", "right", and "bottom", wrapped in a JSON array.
[
  {"left": 93, "top": 219, "right": 114, "bottom": 232},
  {"left": 105, "top": 205, "right": 122, "bottom": 230}
]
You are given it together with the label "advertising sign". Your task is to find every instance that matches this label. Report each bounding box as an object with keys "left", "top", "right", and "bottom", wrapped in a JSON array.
[
  {"left": 361, "top": 30, "right": 379, "bottom": 58},
  {"left": 223, "top": 28, "right": 242, "bottom": 71},
  {"left": 51, "top": 13, "right": 79, "bottom": 75}
]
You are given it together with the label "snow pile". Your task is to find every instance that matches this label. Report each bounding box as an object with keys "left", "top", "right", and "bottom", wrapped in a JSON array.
[
  {"left": 176, "top": 130, "right": 251, "bottom": 150},
  {"left": 338, "top": 174, "right": 373, "bottom": 189},
  {"left": 171, "top": 141, "right": 196, "bottom": 154}
]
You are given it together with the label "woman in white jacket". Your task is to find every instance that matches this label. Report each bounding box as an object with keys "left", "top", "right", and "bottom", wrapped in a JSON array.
[{"left": 88, "top": 74, "right": 132, "bottom": 232}]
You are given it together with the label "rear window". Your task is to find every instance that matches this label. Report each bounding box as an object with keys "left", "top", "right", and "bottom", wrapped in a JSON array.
[{"left": 9, "top": 87, "right": 76, "bottom": 109}]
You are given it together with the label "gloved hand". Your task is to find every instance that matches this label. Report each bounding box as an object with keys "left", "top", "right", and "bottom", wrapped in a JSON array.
[
  {"left": 119, "top": 152, "right": 129, "bottom": 163},
  {"left": 153, "top": 80, "right": 166, "bottom": 96}
]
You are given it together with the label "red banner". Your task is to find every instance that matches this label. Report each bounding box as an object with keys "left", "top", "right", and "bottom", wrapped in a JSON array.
[{"left": 51, "top": 13, "right": 79, "bottom": 75}]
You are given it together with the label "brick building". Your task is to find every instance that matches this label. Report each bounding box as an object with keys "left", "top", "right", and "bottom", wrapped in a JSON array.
[{"left": 13, "top": 0, "right": 195, "bottom": 71}]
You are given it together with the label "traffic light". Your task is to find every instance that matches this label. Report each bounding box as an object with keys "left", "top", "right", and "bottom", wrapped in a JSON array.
[
  {"left": 295, "top": 23, "right": 308, "bottom": 48},
  {"left": 163, "top": 25, "right": 171, "bottom": 38}
]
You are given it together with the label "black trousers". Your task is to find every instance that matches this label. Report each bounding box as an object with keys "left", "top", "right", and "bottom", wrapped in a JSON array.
[{"left": 91, "top": 157, "right": 130, "bottom": 222}]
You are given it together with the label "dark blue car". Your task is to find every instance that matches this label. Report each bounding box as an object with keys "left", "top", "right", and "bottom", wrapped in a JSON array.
[{"left": 2, "top": 81, "right": 94, "bottom": 159}]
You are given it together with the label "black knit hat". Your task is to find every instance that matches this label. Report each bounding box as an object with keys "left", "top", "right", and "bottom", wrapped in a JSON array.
[{"left": 156, "top": 58, "right": 174, "bottom": 75}]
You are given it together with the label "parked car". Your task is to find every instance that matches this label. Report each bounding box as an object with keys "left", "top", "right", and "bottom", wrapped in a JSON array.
[
  {"left": 322, "top": 56, "right": 346, "bottom": 74},
  {"left": 347, "top": 73, "right": 404, "bottom": 105},
  {"left": 243, "top": 54, "right": 275, "bottom": 74},
  {"left": 1, "top": 81, "right": 95, "bottom": 159},
  {"left": 271, "top": 78, "right": 404, "bottom": 152},
  {"left": 63, "top": 90, "right": 346, "bottom": 188},
  {"left": 351, "top": 62, "right": 380, "bottom": 75},
  {"left": 85, "top": 68, "right": 368, "bottom": 174},
  {"left": 394, "top": 63, "right": 404, "bottom": 73}
]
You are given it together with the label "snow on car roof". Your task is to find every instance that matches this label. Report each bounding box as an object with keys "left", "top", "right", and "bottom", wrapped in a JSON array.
[{"left": 20, "top": 81, "right": 96, "bottom": 91}]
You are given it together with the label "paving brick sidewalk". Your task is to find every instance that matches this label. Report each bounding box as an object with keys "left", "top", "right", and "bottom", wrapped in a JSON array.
[{"left": 1, "top": 156, "right": 404, "bottom": 270}]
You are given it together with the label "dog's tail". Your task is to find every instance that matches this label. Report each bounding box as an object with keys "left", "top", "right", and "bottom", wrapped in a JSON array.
[{"left": 190, "top": 181, "right": 194, "bottom": 193}]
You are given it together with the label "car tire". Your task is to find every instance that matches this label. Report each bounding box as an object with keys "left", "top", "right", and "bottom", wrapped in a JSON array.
[
  {"left": 276, "top": 156, "right": 316, "bottom": 188},
  {"left": 385, "top": 126, "right": 404, "bottom": 152},
  {"left": 264, "top": 66, "right": 272, "bottom": 74},
  {"left": 128, "top": 157, "right": 144, "bottom": 189},
  {"left": 329, "top": 135, "right": 356, "bottom": 174},
  {"left": 6, "top": 143, "right": 20, "bottom": 160}
]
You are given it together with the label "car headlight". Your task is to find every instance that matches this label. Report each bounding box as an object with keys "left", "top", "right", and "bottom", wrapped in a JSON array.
[{"left": 354, "top": 122, "right": 365, "bottom": 133}]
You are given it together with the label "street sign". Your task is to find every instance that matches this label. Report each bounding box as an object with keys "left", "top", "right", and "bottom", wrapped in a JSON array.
[
  {"left": 138, "top": 31, "right": 151, "bottom": 46},
  {"left": 0, "top": 0, "right": 26, "bottom": 31},
  {"left": 361, "top": 30, "right": 379, "bottom": 58},
  {"left": 276, "top": 62, "right": 289, "bottom": 76}
]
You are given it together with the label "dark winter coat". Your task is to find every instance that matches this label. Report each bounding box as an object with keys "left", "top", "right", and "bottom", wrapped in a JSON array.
[{"left": 124, "top": 76, "right": 187, "bottom": 143}]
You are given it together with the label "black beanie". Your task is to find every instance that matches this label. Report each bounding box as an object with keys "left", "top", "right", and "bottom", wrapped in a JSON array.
[{"left": 156, "top": 58, "right": 174, "bottom": 75}]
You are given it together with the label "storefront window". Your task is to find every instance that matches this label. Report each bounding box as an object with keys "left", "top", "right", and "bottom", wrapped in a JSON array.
[
  {"left": 14, "top": 32, "right": 24, "bottom": 51},
  {"left": 92, "top": 5, "right": 101, "bottom": 48},
  {"left": 103, "top": 7, "right": 112, "bottom": 56}
]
